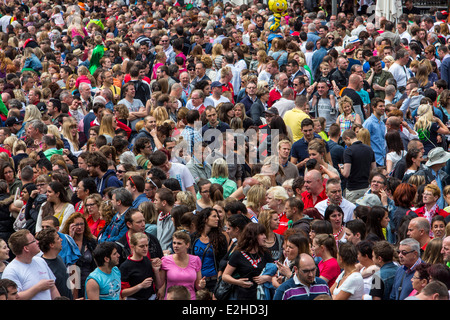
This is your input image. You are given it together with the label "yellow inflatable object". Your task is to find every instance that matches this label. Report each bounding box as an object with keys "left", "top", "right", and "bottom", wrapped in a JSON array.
[{"left": 268, "top": 0, "right": 288, "bottom": 32}]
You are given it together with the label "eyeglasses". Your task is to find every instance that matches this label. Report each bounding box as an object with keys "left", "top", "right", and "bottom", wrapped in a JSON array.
[
  {"left": 117, "top": 170, "right": 126, "bottom": 174},
  {"left": 397, "top": 250, "right": 415, "bottom": 256},
  {"left": 371, "top": 180, "right": 385, "bottom": 185},
  {"left": 25, "top": 239, "right": 36, "bottom": 246},
  {"left": 36, "top": 183, "right": 46, "bottom": 188},
  {"left": 85, "top": 203, "right": 97, "bottom": 207},
  {"left": 73, "top": 223, "right": 85, "bottom": 227}
]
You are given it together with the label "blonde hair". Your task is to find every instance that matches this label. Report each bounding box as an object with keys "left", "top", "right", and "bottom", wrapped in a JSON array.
[
  {"left": 414, "top": 104, "right": 434, "bottom": 133},
  {"left": 356, "top": 128, "right": 371, "bottom": 146},
  {"left": 61, "top": 118, "right": 80, "bottom": 151},
  {"left": 267, "top": 186, "right": 289, "bottom": 201},
  {"left": 211, "top": 158, "right": 229, "bottom": 178},
  {"left": 246, "top": 184, "right": 267, "bottom": 209},
  {"left": 130, "top": 232, "right": 148, "bottom": 247},
  {"left": 99, "top": 114, "right": 116, "bottom": 137}
]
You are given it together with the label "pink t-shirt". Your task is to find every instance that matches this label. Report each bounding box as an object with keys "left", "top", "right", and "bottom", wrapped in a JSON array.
[
  {"left": 161, "top": 254, "right": 201, "bottom": 300},
  {"left": 318, "top": 257, "right": 341, "bottom": 288}
]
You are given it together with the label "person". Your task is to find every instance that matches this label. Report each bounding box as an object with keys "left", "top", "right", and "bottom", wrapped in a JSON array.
[
  {"left": 315, "top": 178, "right": 356, "bottom": 223},
  {"left": 221, "top": 223, "right": 273, "bottom": 300},
  {"left": 59, "top": 212, "right": 97, "bottom": 299},
  {"left": 196, "top": 179, "right": 213, "bottom": 211},
  {"left": 0, "top": 278, "right": 19, "bottom": 300},
  {"left": 414, "top": 184, "right": 450, "bottom": 226},
  {"left": 86, "top": 151, "right": 122, "bottom": 196},
  {"left": 159, "top": 230, "right": 205, "bottom": 300},
  {"left": 97, "top": 188, "right": 132, "bottom": 244},
  {"left": 273, "top": 253, "right": 331, "bottom": 300},
  {"left": 190, "top": 207, "right": 228, "bottom": 292},
  {"left": 335, "top": 95, "right": 362, "bottom": 135},
  {"left": 265, "top": 186, "right": 290, "bottom": 235},
  {"left": 284, "top": 197, "right": 312, "bottom": 236},
  {"left": 85, "top": 242, "right": 121, "bottom": 300},
  {"left": 35, "top": 181, "right": 75, "bottom": 233},
  {"left": 345, "top": 219, "right": 367, "bottom": 245},
  {"left": 392, "top": 182, "right": 417, "bottom": 235},
  {"left": 355, "top": 240, "right": 379, "bottom": 297},
  {"left": 430, "top": 215, "right": 446, "bottom": 239},
  {"left": 324, "top": 205, "right": 347, "bottom": 244},
  {"left": 390, "top": 238, "right": 423, "bottom": 300},
  {"left": 166, "top": 285, "right": 192, "bottom": 300},
  {"left": 1, "top": 229, "right": 60, "bottom": 300},
  {"left": 365, "top": 206, "right": 390, "bottom": 241},
  {"left": 405, "top": 280, "right": 449, "bottom": 300},
  {"left": 125, "top": 175, "right": 149, "bottom": 209},
  {"left": 75, "top": 177, "right": 97, "bottom": 216},
  {"left": 84, "top": 194, "right": 106, "bottom": 238},
  {"left": 258, "top": 209, "right": 284, "bottom": 261},
  {"left": 119, "top": 232, "right": 162, "bottom": 300},
  {"left": 408, "top": 262, "right": 432, "bottom": 297},
  {"left": 0, "top": 237, "right": 9, "bottom": 278},
  {"left": 35, "top": 227, "right": 73, "bottom": 299},
  {"left": 331, "top": 242, "right": 365, "bottom": 300},
  {"left": 208, "top": 158, "right": 238, "bottom": 199},
  {"left": 154, "top": 188, "right": 176, "bottom": 252},
  {"left": 370, "top": 240, "right": 399, "bottom": 300},
  {"left": 311, "top": 233, "right": 341, "bottom": 288},
  {"left": 301, "top": 169, "right": 328, "bottom": 210},
  {"left": 407, "top": 217, "right": 432, "bottom": 254},
  {"left": 340, "top": 129, "right": 376, "bottom": 203}
]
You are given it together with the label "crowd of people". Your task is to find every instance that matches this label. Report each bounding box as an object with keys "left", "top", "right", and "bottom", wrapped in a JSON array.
[{"left": 0, "top": 0, "right": 450, "bottom": 302}]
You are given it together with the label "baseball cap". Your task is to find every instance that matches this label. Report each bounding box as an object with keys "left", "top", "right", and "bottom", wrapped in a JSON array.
[
  {"left": 210, "top": 81, "right": 223, "bottom": 88},
  {"left": 5, "top": 116, "right": 23, "bottom": 127},
  {"left": 264, "top": 107, "right": 279, "bottom": 116}
]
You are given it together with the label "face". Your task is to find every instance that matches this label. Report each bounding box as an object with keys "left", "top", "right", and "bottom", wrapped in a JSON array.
[
  {"left": 257, "top": 233, "right": 266, "bottom": 247},
  {"left": 205, "top": 109, "right": 218, "bottom": 126},
  {"left": 24, "top": 233, "right": 40, "bottom": 256},
  {"left": 304, "top": 172, "right": 321, "bottom": 194},
  {"left": 345, "top": 228, "right": 359, "bottom": 245},
  {"left": 3, "top": 166, "right": 14, "bottom": 183},
  {"left": 308, "top": 149, "right": 322, "bottom": 163},
  {"left": 397, "top": 244, "right": 417, "bottom": 267},
  {"left": 270, "top": 213, "right": 280, "bottom": 231},
  {"left": 370, "top": 176, "right": 386, "bottom": 194},
  {"left": 441, "top": 239, "right": 450, "bottom": 262},
  {"left": 0, "top": 239, "right": 9, "bottom": 261},
  {"left": 266, "top": 192, "right": 279, "bottom": 210},
  {"left": 46, "top": 186, "right": 59, "bottom": 203},
  {"left": 200, "top": 183, "right": 211, "bottom": 200},
  {"left": 432, "top": 220, "right": 446, "bottom": 238},
  {"left": 328, "top": 210, "right": 343, "bottom": 229},
  {"left": 172, "top": 237, "right": 189, "bottom": 254},
  {"left": 422, "top": 189, "right": 438, "bottom": 205},
  {"left": 279, "top": 143, "right": 291, "bottom": 159},
  {"left": 327, "top": 183, "right": 342, "bottom": 204},
  {"left": 206, "top": 211, "right": 220, "bottom": 228},
  {"left": 381, "top": 210, "right": 390, "bottom": 228},
  {"left": 301, "top": 125, "right": 314, "bottom": 141}
]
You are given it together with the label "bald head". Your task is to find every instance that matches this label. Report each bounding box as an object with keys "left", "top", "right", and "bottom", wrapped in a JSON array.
[{"left": 304, "top": 169, "right": 324, "bottom": 195}]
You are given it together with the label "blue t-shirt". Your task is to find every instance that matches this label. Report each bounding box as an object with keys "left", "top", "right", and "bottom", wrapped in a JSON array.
[
  {"left": 192, "top": 239, "right": 216, "bottom": 277},
  {"left": 85, "top": 267, "right": 121, "bottom": 300}
]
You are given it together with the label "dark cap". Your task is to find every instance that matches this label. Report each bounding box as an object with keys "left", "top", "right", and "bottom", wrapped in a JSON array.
[
  {"left": 5, "top": 116, "right": 23, "bottom": 127},
  {"left": 264, "top": 107, "right": 279, "bottom": 116},
  {"left": 210, "top": 81, "right": 223, "bottom": 88},
  {"left": 36, "top": 102, "right": 47, "bottom": 113}
]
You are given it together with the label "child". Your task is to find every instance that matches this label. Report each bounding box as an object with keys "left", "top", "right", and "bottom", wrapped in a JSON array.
[
  {"left": 310, "top": 62, "right": 337, "bottom": 115},
  {"left": 313, "top": 118, "right": 329, "bottom": 141}
]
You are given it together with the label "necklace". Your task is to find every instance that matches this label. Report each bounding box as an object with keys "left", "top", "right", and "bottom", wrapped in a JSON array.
[
  {"left": 242, "top": 251, "right": 261, "bottom": 268},
  {"left": 333, "top": 225, "right": 344, "bottom": 241}
]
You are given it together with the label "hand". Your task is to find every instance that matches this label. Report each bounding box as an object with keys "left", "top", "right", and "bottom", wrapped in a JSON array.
[
  {"left": 238, "top": 278, "right": 253, "bottom": 288},
  {"left": 37, "top": 279, "right": 55, "bottom": 292},
  {"left": 275, "top": 261, "right": 291, "bottom": 277},
  {"left": 139, "top": 277, "right": 153, "bottom": 289},
  {"left": 379, "top": 189, "right": 388, "bottom": 206},
  {"left": 151, "top": 258, "right": 162, "bottom": 270},
  {"left": 199, "top": 277, "right": 206, "bottom": 289},
  {"left": 30, "top": 189, "right": 39, "bottom": 199},
  {"left": 253, "top": 275, "right": 271, "bottom": 285}
]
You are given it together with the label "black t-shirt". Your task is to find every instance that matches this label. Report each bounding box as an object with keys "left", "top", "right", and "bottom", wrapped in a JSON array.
[
  {"left": 119, "top": 256, "right": 156, "bottom": 300},
  {"left": 227, "top": 250, "right": 273, "bottom": 300},
  {"left": 341, "top": 88, "right": 366, "bottom": 121},
  {"left": 43, "top": 256, "right": 73, "bottom": 300},
  {"left": 343, "top": 141, "right": 375, "bottom": 190}
]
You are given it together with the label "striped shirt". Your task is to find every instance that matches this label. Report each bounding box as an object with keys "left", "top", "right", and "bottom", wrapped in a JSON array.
[{"left": 274, "top": 275, "right": 331, "bottom": 300}]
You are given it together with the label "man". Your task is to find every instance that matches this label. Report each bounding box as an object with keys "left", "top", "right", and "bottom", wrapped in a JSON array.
[
  {"left": 115, "top": 209, "right": 163, "bottom": 266},
  {"left": 341, "top": 74, "right": 366, "bottom": 121},
  {"left": 239, "top": 80, "right": 258, "bottom": 116},
  {"left": 117, "top": 81, "right": 146, "bottom": 132},
  {"left": 407, "top": 217, "right": 432, "bottom": 254},
  {"left": 0, "top": 279, "right": 19, "bottom": 300},
  {"left": 85, "top": 242, "right": 121, "bottom": 300},
  {"left": 315, "top": 178, "right": 356, "bottom": 223},
  {"left": 1, "top": 229, "right": 60, "bottom": 300},
  {"left": 405, "top": 281, "right": 449, "bottom": 300},
  {"left": 301, "top": 169, "right": 328, "bottom": 209},
  {"left": 438, "top": 45, "right": 450, "bottom": 89},
  {"left": 378, "top": 21, "right": 401, "bottom": 48},
  {"left": 154, "top": 188, "right": 176, "bottom": 251},
  {"left": 126, "top": 175, "right": 149, "bottom": 209},
  {"left": 370, "top": 240, "right": 399, "bottom": 300},
  {"left": 330, "top": 55, "right": 350, "bottom": 90},
  {"left": 344, "top": 219, "right": 366, "bottom": 245},
  {"left": 397, "top": 21, "right": 411, "bottom": 43},
  {"left": 188, "top": 89, "right": 207, "bottom": 114},
  {"left": 389, "top": 238, "right": 423, "bottom": 300},
  {"left": 309, "top": 80, "right": 338, "bottom": 130},
  {"left": 210, "top": 81, "right": 230, "bottom": 107},
  {"left": 5, "top": 116, "right": 24, "bottom": 139},
  {"left": 276, "top": 139, "right": 299, "bottom": 185},
  {"left": 363, "top": 98, "right": 386, "bottom": 166},
  {"left": 98, "top": 188, "right": 132, "bottom": 244},
  {"left": 26, "top": 119, "right": 46, "bottom": 147},
  {"left": 340, "top": 129, "right": 376, "bottom": 203},
  {"left": 0, "top": 127, "right": 10, "bottom": 145},
  {"left": 284, "top": 197, "right": 312, "bottom": 235},
  {"left": 283, "top": 95, "right": 311, "bottom": 142},
  {"left": 272, "top": 87, "right": 295, "bottom": 118},
  {"left": 268, "top": 72, "right": 289, "bottom": 108},
  {"left": 86, "top": 151, "right": 122, "bottom": 196},
  {"left": 365, "top": 56, "right": 394, "bottom": 100},
  {"left": 327, "top": 123, "right": 345, "bottom": 176},
  {"left": 179, "top": 71, "right": 193, "bottom": 105},
  {"left": 273, "top": 253, "right": 331, "bottom": 300},
  {"left": 258, "top": 60, "right": 279, "bottom": 88},
  {"left": 191, "top": 61, "right": 210, "bottom": 87},
  {"left": 42, "top": 134, "right": 63, "bottom": 161},
  {"left": 216, "top": 56, "right": 241, "bottom": 101},
  {"left": 133, "top": 115, "right": 159, "bottom": 152},
  {"left": 159, "top": 34, "right": 175, "bottom": 64},
  {"left": 201, "top": 105, "right": 231, "bottom": 149},
  {"left": 287, "top": 59, "right": 305, "bottom": 86},
  {"left": 291, "top": 118, "right": 331, "bottom": 176},
  {"left": 101, "top": 70, "right": 121, "bottom": 104},
  {"left": 186, "top": 141, "right": 212, "bottom": 186},
  {"left": 388, "top": 48, "right": 411, "bottom": 92},
  {"left": 441, "top": 236, "right": 450, "bottom": 267},
  {"left": 180, "top": 109, "right": 202, "bottom": 157},
  {"left": 149, "top": 150, "right": 196, "bottom": 195},
  {"left": 35, "top": 227, "right": 73, "bottom": 299}
]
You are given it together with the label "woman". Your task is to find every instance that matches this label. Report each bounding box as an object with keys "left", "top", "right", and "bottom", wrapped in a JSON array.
[
  {"left": 208, "top": 158, "right": 237, "bottom": 200},
  {"left": 160, "top": 230, "right": 206, "bottom": 300},
  {"left": 275, "top": 232, "right": 310, "bottom": 284},
  {"left": 306, "top": 139, "right": 340, "bottom": 180},
  {"left": 431, "top": 215, "right": 446, "bottom": 239},
  {"left": 36, "top": 181, "right": 75, "bottom": 233},
  {"left": 211, "top": 43, "right": 224, "bottom": 71},
  {"left": 385, "top": 130, "right": 406, "bottom": 174},
  {"left": 422, "top": 238, "right": 444, "bottom": 265},
  {"left": 0, "top": 162, "right": 20, "bottom": 196},
  {"left": 196, "top": 179, "right": 213, "bottom": 212},
  {"left": 335, "top": 95, "right": 362, "bottom": 134},
  {"left": 139, "top": 201, "right": 158, "bottom": 237},
  {"left": 151, "top": 51, "right": 167, "bottom": 80},
  {"left": 256, "top": 49, "right": 269, "bottom": 74},
  {"left": 246, "top": 184, "right": 266, "bottom": 221},
  {"left": 233, "top": 103, "right": 254, "bottom": 130},
  {"left": 324, "top": 205, "right": 346, "bottom": 245},
  {"left": 190, "top": 207, "right": 228, "bottom": 292},
  {"left": 414, "top": 184, "right": 450, "bottom": 225},
  {"left": 365, "top": 206, "right": 390, "bottom": 241},
  {"left": 0, "top": 237, "right": 9, "bottom": 277},
  {"left": 75, "top": 177, "right": 97, "bottom": 215},
  {"left": 120, "top": 232, "right": 162, "bottom": 300},
  {"left": 258, "top": 209, "right": 283, "bottom": 261},
  {"left": 99, "top": 113, "right": 117, "bottom": 144},
  {"left": 269, "top": 38, "right": 288, "bottom": 67},
  {"left": 85, "top": 194, "right": 105, "bottom": 238},
  {"left": 62, "top": 118, "right": 81, "bottom": 156},
  {"left": 232, "top": 47, "right": 247, "bottom": 72},
  {"left": 311, "top": 233, "right": 340, "bottom": 287},
  {"left": 60, "top": 212, "right": 97, "bottom": 299},
  {"left": 221, "top": 223, "right": 274, "bottom": 300},
  {"left": 250, "top": 86, "right": 270, "bottom": 126},
  {"left": 331, "top": 243, "right": 365, "bottom": 300},
  {"left": 402, "top": 148, "right": 424, "bottom": 182},
  {"left": 409, "top": 262, "right": 432, "bottom": 297},
  {"left": 414, "top": 104, "right": 450, "bottom": 156}
]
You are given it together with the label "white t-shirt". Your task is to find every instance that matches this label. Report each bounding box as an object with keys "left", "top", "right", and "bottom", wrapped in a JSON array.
[
  {"left": 2, "top": 256, "right": 56, "bottom": 300},
  {"left": 169, "top": 162, "right": 195, "bottom": 191},
  {"left": 211, "top": 95, "right": 230, "bottom": 107},
  {"left": 388, "top": 63, "right": 409, "bottom": 88},
  {"left": 386, "top": 150, "right": 407, "bottom": 171},
  {"left": 332, "top": 271, "right": 365, "bottom": 300}
]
